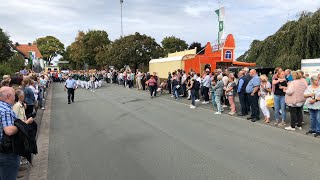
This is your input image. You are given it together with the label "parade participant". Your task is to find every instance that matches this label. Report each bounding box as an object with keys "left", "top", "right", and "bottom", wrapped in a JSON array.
[
  {"left": 89, "top": 74, "right": 95, "bottom": 92},
  {"left": 79, "top": 72, "right": 85, "bottom": 89},
  {"left": 64, "top": 75, "right": 77, "bottom": 104},
  {"left": 98, "top": 72, "right": 103, "bottom": 88},
  {"left": 85, "top": 73, "right": 90, "bottom": 89},
  {"left": 0, "top": 86, "right": 19, "bottom": 180}
]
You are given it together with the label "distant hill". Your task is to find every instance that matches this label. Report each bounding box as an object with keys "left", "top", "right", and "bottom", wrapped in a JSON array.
[{"left": 237, "top": 9, "right": 320, "bottom": 70}]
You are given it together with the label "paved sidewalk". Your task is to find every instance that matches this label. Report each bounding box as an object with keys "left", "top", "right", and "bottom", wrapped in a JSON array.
[{"left": 17, "top": 88, "right": 52, "bottom": 180}]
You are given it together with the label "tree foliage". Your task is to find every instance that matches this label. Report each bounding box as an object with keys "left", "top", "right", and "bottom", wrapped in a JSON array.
[
  {"left": 188, "top": 42, "right": 205, "bottom": 54},
  {"left": 237, "top": 9, "right": 320, "bottom": 70},
  {"left": 0, "top": 28, "right": 13, "bottom": 63},
  {"left": 35, "top": 36, "right": 64, "bottom": 65},
  {"left": 0, "top": 52, "right": 25, "bottom": 77},
  {"left": 96, "top": 32, "right": 164, "bottom": 70},
  {"left": 64, "top": 30, "right": 111, "bottom": 69},
  {"left": 161, "top": 36, "right": 188, "bottom": 55}
]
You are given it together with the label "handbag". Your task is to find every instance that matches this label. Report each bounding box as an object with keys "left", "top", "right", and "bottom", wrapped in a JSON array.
[{"left": 265, "top": 93, "right": 274, "bottom": 107}]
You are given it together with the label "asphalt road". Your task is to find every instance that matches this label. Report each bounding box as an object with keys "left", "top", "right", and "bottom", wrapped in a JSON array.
[{"left": 48, "top": 83, "right": 320, "bottom": 180}]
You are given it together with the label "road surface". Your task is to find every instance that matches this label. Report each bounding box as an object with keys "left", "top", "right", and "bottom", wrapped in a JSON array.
[{"left": 48, "top": 83, "right": 320, "bottom": 180}]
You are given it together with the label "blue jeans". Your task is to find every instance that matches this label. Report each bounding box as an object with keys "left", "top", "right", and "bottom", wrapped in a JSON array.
[
  {"left": 173, "top": 86, "right": 179, "bottom": 99},
  {"left": 0, "top": 153, "right": 20, "bottom": 180},
  {"left": 274, "top": 95, "right": 286, "bottom": 121},
  {"left": 309, "top": 109, "right": 320, "bottom": 133},
  {"left": 212, "top": 91, "right": 217, "bottom": 107}
]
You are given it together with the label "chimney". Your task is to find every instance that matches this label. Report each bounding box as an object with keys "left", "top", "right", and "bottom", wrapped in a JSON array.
[
  {"left": 28, "top": 43, "right": 32, "bottom": 46},
  {"left": 15, "top": 42, "right": 19, "bottom": 46}
]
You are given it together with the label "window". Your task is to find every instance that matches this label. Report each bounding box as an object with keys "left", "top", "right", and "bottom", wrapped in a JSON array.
[{"left": 225, "top": 50, "right": 232, "bottom": 59}]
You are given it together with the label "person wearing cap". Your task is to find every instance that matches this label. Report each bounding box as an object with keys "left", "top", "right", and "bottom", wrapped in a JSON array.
[{"left": 64, "top": 75, "right": 77, "bottom": 104}]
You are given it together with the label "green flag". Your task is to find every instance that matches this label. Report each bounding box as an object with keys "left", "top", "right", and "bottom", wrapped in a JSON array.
[{"left": 215, "top": 7, "right": 225, "bottom": 46}]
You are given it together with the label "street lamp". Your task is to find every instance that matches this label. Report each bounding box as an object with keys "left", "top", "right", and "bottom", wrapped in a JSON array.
[{"left": 120, "top": 0, "right": 124, "bottom": 37}]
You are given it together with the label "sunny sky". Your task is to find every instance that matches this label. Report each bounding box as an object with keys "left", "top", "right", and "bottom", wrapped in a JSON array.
[{"left": 0, "top": 0, "right": 319, "bottom": 59}]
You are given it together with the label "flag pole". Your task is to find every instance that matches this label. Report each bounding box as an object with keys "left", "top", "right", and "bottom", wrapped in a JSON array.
[{"left": 120, "top": 0, "right": 124, "bottom": 37}]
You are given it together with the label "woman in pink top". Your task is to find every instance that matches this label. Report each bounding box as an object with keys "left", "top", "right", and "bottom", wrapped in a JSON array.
[
  {"left": 284, "top": 71, "right": 308, "bottom": 131},
  {"left": 148, "top": 75, "right": 157, "bottom": 98}
]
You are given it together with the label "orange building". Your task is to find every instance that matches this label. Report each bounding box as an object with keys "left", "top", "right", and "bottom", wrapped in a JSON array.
[{"left": 184, "top": 34, "right": 255, "bottom": 73}]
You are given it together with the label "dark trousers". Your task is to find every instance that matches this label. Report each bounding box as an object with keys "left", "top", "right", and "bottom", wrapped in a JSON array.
[
  {"left": 25, "top": 105, "right": 34, "bottom": 119},
  {"left": 67, "top": 88, "right": 75, "bottom": 103},
  {"left": 238, "top": 92, "right": 249, "bottom": 115},
  {"left": 289, "top": 106, "right": 303, "bottom": 128},
  {"left": 221, "top": 91, "right": 230, "bottom": 106},
  {"left": 248, "top": 93, "right": 259, "bottom": 119},
  {"left": 149, "top": 86, "right": 156, "bottom": 97},
  {"left": 142, "top": 81, "right": 146, "bottom": 90},
  {"left": 181, "top": 83, "right": 187, "bottom": 96},
  {"left": 245, "top": 94, "right": 250, "bottom": 112},
  {"left": 195, "top": 90, "right": 200, "bottom": 100},
  {"left": 167, "top": 82, "right": 172, "bottom": 94},
  {"left": 203, "top": 87, "right": 209, "bottom": 102},
  {"left": 0, "top": 153, "right": 20, "bottom": 180},
  {"left": 191, "top": 89, "right": 196, "bottom": 106}
]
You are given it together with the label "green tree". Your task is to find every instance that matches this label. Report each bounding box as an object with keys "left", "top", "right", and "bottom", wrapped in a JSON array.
[
  {"left": 0, "top": 28, "right": 13, "bottom": 63},
  {"left": 35, "top": 36, "right": 64, "bottom": 65},
  {"left": 96, "top": 32, "right": 164, "bottom": 71},
  {"left": 161, "top": 36, "right": 188, "bottom": 55},
  {"left": 64, "top": 30, "right": 111, "bottom": 69},
  {"left": 188, "top": 42, "right": 204, "bottom": 54},
  {"left": 82, "top": 30, "right": 111, "bottom": 66},
  {"left": 0, "top": 52, "right": 25, "bottom": 77},
  {"left": 237, "top": 9, "right": 320, "bottom": 70}
]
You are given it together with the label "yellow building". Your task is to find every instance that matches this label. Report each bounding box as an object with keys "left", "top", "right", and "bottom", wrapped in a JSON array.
[{"left": 149, "top": 49, "right": 196, "bottom": 79}]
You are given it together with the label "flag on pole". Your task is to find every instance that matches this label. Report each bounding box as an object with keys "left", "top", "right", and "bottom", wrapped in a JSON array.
[{"left": 215, "top": 6, "right": 225, "bottom": 46}]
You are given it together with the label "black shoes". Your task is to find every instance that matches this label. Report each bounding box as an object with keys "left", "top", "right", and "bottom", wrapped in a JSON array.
[
  {"left": 314, "top": 133, "right": 320, "bottom": 137},
  {"left": 251, "top": 118, "right": 260, "bottom": 122},
  {"left": 306, "top": 130, "right": 316, "bottom": 135},
  {"left": 247, "top": 117, "right": 253, "bottom": 120},
  {"left": 68, "top": 102, "right": 71, "bottom": 104}
]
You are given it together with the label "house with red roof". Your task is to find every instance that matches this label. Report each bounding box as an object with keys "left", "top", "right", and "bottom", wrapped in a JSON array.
[
  {"left": 14, "top": 43, "right": 44, "bottom": 72},
  {"left": 14, "top": 43, "right": 43, "bottom": 59}
]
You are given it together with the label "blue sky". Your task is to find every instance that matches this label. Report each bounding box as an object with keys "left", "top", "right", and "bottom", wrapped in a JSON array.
[{"left": 0, "top": 0, "right": 319, "bottom": 59}]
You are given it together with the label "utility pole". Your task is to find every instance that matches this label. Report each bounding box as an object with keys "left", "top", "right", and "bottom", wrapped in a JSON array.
[{"left": 120, "top": 0, "right": 124, "bottom": 37}]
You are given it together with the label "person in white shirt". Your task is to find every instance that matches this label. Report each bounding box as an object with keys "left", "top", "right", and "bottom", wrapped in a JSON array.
[
  {"left": 202, "top": 70, "right": 211, "bottom": 104},
  {"left": 181, "top": 71, "right": 187, "bottom": 97}
]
